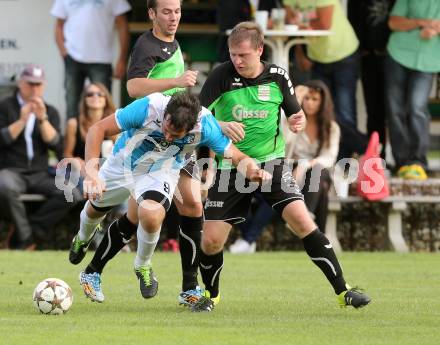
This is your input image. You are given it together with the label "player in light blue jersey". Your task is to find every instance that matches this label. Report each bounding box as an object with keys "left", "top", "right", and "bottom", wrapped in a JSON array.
[{"left": 70, "top": 91, "right": 270, "bottom": 303}]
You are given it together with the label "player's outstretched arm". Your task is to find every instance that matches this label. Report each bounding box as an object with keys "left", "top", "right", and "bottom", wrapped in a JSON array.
[
  {"left": 83, "top": 114, "right": 121, "bottom": 200},
  {"left": 224, "top": 144, "right": 272, "bottom": 183},
  {"left": 84, "top": 114, "right": 121, "bottom": 163}
]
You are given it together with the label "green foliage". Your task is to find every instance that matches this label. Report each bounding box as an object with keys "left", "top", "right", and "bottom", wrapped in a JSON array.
[{"left": 0, "top": 251, "right": 439, "bottom": 345}]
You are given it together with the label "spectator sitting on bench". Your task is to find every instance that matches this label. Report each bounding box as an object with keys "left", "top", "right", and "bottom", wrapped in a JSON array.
[
  {"left": 284, "top": 80, "right": 340, "bottom": 232},
  {"left": 0, "top": 64, "right": 71, "bottom": 249},
  {"left": 63, "top": 82, "right": 115, "bottom": 195}
]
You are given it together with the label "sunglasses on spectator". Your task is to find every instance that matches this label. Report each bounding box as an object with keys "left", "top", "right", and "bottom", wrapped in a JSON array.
[{"left": 86, "top": 91, "right": 105, "bottom": 98}]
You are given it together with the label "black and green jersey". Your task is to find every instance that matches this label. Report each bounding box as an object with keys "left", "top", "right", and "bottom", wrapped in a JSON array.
[
  {"left": 199, "top": 61, "right": 301, "bottom": 168},
  {"left": 127, "top": 30, "right": 184, "bottom": 95}
]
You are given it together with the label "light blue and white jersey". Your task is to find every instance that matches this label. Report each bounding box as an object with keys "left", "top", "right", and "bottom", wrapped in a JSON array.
[{"left": 112, "top": 92, "right": 231, "bottom": 174}]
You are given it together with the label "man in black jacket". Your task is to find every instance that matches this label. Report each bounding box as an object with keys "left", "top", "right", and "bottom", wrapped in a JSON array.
[
  {"left": 217, "top": 0, "right": 279, "bottom": 62},
  {"left": 347, "top": 0, "right": 395, "bottom": 158},
  {"left": 0, "top": 64, "right": 69, "bottom": 249}
]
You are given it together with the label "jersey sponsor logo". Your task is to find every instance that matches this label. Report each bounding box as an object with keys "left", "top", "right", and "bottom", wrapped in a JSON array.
[
  {"left": 258, "top": 85, "right": 270, "bottom": 101},
  {"left": 162, "top": 47, "right": 171, "bottom": 55},
  {"left": 148, "top": 137, "right": 181, "bottom": 155},
  {"left": 204, "top": 199, "right": 224, "bottom": 209},
  {"left": 232, "top": 77, "right": 242, "bottom": 87},
  {"left": 232, "top": 104, "right": 269, "bottom": 121}
]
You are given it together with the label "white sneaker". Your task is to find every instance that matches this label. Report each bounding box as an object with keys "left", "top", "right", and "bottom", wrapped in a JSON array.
[{"left": 229, "top": 238, "right": 256, "bottom": 254}]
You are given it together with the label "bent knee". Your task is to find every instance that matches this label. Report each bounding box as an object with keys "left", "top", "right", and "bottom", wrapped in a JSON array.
[
  {"left": 139, "top": 215, "right": 163, "bottom": 232},
  {"left": 138, "top": 200, "right": 165, "bottom": 231},
  {"left": 201, "top": 235, "right": 225, "bottom": 254},
  {"left": 289, "top": 224, "right": 315, "bottom": 238},
  {"left": 0, "top": 186, "right": 20, "bottom": 198}
]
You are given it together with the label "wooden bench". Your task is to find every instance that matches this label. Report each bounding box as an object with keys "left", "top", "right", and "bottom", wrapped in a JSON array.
[
  {"left": 326, "top": 194, "right": 440, "bottom": 253},
  {"left": 18, "top": 194, "right": 47, "bottom": 202}
]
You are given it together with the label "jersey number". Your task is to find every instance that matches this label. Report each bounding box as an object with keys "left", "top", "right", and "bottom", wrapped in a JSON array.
[{"left": 163, "top": 182, "right": 170, "bottom": 194}]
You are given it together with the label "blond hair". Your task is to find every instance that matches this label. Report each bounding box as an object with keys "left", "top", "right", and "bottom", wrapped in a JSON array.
[{"left": 228, "top": 21, "right": 264, "bottom": 50}]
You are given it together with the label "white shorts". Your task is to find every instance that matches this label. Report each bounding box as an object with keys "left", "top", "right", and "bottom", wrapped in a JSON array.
[{"left": 90, "top": 155, "right": 180, "bottom": 211}]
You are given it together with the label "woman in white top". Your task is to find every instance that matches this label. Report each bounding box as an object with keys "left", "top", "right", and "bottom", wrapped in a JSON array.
[{"left": 284, "top": 80, "right": 340, "bottom": 232}]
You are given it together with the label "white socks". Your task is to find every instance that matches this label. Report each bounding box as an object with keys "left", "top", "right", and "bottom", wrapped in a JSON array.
[
  {"left": 78, "top": 205, "right": 105, "bottom": 242},
  {"left": 134, "top": 224, "right": 160, "bottom": 268}
]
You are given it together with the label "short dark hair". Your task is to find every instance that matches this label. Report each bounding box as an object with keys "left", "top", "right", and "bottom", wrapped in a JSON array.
[
  {"left": 147, "top": 0, "right": 157, "bottom": 11},
  {"left": 165, "top": 92, "right": 200, "bottom": 132},
  {"left": 147, "top": 0, "right": 181, "bottom": 12}
]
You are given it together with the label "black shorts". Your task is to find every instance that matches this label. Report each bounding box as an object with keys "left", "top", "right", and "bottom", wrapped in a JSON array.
[
  {"left": 204, "top": 158, "right": 304, "bottom": 224},
  {"left": 180, "top": 153, "right": 200, "bottom": 181}
]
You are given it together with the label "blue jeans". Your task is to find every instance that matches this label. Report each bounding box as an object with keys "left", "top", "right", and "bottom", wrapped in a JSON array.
[
  {"left": 312, "top": 50, "right": 366, "bottom": 159},
  {"left": 311, "top": 50, "right": 360, "bottom": 129},
  {"left": 384, "top": 55, "right": 434, "bottom": 169},
  {"left": 64, "top": 55, "right": 112, "bottom": 118}
]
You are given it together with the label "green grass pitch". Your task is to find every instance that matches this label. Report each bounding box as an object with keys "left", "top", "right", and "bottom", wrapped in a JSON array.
[{"left": 1, "top": 251, "right": 439, "bottom": 345}]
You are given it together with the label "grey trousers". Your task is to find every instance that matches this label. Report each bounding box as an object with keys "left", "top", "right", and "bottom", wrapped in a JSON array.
[{"left": 0, "top": 169, "right": 71, "bottom": 244}]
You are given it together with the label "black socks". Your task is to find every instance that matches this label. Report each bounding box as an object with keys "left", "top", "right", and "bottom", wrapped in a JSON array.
[
  {"left": 85, "top": 214, "right": 137, "bottom": 274},
  {"left": 179, "top": 215, "right": 203, "bottom": 291},
  {"left": 199, "top": 250, "right": 223, "bottom": 298},
  {"left": 302, "top": 229, "right": 347, "bottom": 294}
]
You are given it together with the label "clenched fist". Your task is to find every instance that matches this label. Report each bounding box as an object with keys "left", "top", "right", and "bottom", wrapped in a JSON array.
[{"left": 175, "top": 70, "right": 198, "bottom": 88}]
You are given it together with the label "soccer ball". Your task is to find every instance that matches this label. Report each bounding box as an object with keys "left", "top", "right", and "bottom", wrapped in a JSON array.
[{"left": 33, "top": 278, "right": 73, "bottom": 315}]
